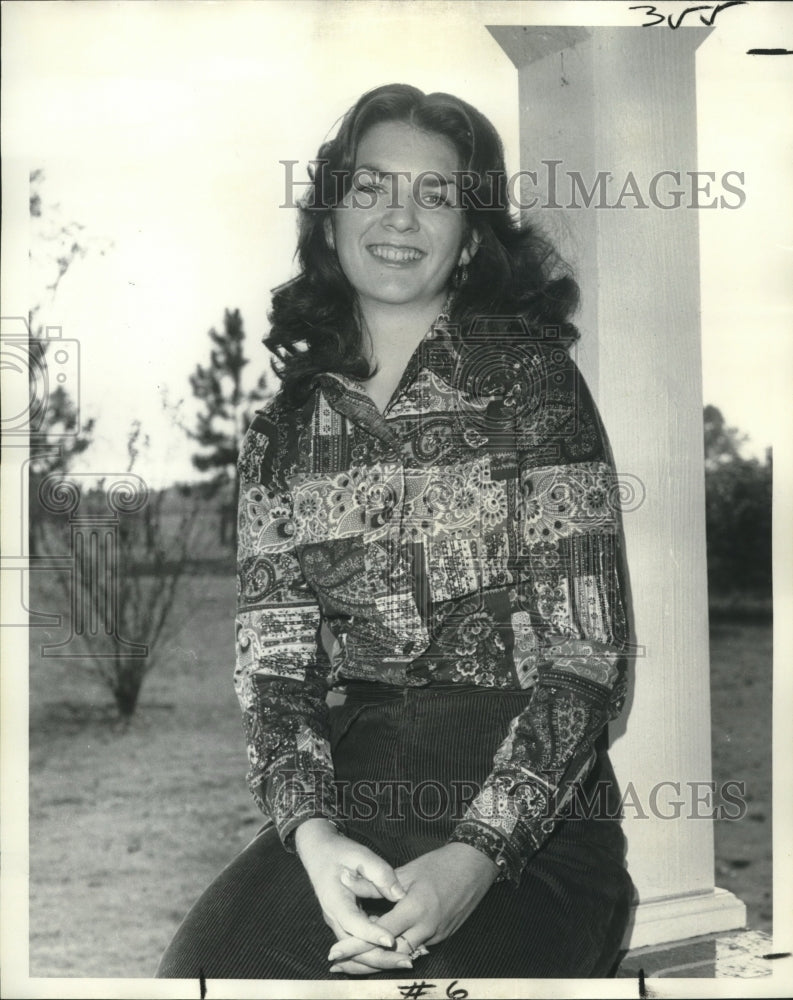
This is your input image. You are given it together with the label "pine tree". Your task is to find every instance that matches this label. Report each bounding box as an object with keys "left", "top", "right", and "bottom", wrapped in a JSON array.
[
  {"left": 703, "top": 405, "right": 771, "bottom": 600},
  {"left": 188, "top": 308, "right": 270, "bottom": 541},
  {"left": 703, "top": 404, "right": 747, "bottom": 471}
]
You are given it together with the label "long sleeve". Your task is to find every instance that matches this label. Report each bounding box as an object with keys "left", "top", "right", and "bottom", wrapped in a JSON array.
[
  {"left": 234, "top": 414, "right": 341, "bottom": 849},
  {"left": 447, "top": 344, "right": 631, "bottom": 883}
]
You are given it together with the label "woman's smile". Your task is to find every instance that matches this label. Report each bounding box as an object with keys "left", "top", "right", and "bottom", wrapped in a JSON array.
[{"left": 367, "top": 243, "right": 426, "bottom": 264}]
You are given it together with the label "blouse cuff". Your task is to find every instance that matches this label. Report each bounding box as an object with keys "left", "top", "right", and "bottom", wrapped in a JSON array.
[
  {"left": 257, "top": 762, "right": 344, "bottom": 852},
  {"left": 447, "top": 819, "right": 526, "bottom": 885},
  {"left": 447, "top": 771, "right": 558, "bottom": 885}
]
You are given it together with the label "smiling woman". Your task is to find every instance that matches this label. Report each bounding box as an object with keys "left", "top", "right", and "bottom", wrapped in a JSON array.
[
  {"left": 155, "top": 83, "right": 635, "bottom": 981},
  {"left": 332, "top": 124, "right": 471, "bottom": 297},
  {"left": 326, "top": 121, "right": 477, "bottom": 412}
]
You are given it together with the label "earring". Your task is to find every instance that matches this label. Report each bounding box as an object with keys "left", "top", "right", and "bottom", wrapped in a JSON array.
[{"left": 454, "top": 263, "right": 468, "bottom": 288}]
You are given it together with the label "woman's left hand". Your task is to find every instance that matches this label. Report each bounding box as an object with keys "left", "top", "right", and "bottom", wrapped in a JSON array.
[{"left": 327, "top": 842, "right": 499, "bottom": 975}]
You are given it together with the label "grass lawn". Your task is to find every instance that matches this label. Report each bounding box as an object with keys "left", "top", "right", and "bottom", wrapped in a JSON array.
[
  {"left": 26, "top": 571, "right": 773, "bottom": 976},
  {"left": 708, "top": 618, "right": 773, "bottom": 934},
  {"left": 28, "top": 571, "right": 250, "bottom": 977}
]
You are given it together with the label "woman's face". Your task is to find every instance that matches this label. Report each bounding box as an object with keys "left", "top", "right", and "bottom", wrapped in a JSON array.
[{"left": 328, "top": 121, "right": 476, "bottom": 312}]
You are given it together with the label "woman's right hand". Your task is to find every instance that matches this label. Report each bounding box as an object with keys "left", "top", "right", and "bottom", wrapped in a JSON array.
[{"left": 294, "top": 819, "right": 409, "bottom": 954}]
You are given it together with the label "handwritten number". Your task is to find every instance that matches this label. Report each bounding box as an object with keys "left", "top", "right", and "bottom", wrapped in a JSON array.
[
  {"left": 395, "top": 982, "right": 469, "bottom": 999},
  {"left": 629, "top": 1, "right": 748, "bottom": 29},
  {"left": 628, "top": 4, "right": 665, "bottom": 26}
]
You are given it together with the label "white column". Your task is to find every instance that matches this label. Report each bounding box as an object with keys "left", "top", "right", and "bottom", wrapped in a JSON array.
[{"left": 488, "top": 25, "right": 746, "bottom": 948}]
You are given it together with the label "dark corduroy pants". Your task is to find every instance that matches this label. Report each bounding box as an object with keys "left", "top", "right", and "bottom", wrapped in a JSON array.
[{"left": 156, "top": 685, "right": 633, "bottom": 980}]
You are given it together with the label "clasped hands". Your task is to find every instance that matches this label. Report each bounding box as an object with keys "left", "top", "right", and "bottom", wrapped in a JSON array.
[{"left": 294, "top": 818, "right": 498, "bottom": 976}]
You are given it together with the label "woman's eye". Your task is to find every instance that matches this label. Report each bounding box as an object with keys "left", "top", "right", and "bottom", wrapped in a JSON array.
[
  {"left": 352, "top": 174, "right": 386, "bottom": 195},
  {"left": 420, "top": 190, "right": 453, "bottom": 208}
]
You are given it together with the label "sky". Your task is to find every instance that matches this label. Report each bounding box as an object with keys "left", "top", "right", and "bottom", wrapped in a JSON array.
[{"left": 3, "top": 0, "right": 792, "bottom": 489}]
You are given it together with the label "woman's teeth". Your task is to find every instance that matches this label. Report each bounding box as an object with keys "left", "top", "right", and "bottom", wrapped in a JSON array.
[{"left": 369, "top": 245, "right": 423, "bottom": 262}]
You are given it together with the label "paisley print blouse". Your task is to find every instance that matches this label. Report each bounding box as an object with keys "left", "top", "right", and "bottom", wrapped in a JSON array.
[{"left": 235, "top": 317, "right": 631, "bottom": 883}]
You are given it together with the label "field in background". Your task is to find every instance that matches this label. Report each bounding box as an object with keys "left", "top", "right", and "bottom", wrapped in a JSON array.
[
  {"left": 30, "top": 492, "right": 236, "bottom": 573},
  {"left": 709, "top": 617, "right": 773, "bottom": 932},
  {"left": 26, "top": 567, "right": 772, "bottom": 977}
]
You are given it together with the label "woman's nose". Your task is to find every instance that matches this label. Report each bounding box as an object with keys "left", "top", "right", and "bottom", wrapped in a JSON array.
[{"left": 381, "top": 191, "right": 419, "bottom": 231}]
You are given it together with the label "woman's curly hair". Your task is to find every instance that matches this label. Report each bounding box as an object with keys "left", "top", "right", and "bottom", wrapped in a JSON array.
[{"left": 266, "top": 83, "right": 580, "bottom": 408}]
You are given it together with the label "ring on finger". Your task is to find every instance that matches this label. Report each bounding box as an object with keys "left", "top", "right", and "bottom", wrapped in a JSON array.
[{"left": 398, "top": 935, "right": 429, "bottom": 961}]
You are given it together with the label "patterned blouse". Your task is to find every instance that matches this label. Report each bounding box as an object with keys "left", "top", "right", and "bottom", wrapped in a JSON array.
[{"left": 234, "top": 316, "right": 630, "bottom": 884}]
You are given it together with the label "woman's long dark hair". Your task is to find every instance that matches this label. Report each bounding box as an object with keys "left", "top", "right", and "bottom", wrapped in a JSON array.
[{"left": 266, "top": 83, "right": 580, "bottom": 408}]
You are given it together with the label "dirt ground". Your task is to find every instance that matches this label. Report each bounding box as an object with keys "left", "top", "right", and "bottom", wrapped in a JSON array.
[{"left": 25, "top": 573, "right": 772, "bottom": 977}]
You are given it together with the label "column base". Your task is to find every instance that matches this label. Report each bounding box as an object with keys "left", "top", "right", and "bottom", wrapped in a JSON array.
[{"left": 623, "top": 887, "right": 747, "bottom": 950}]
